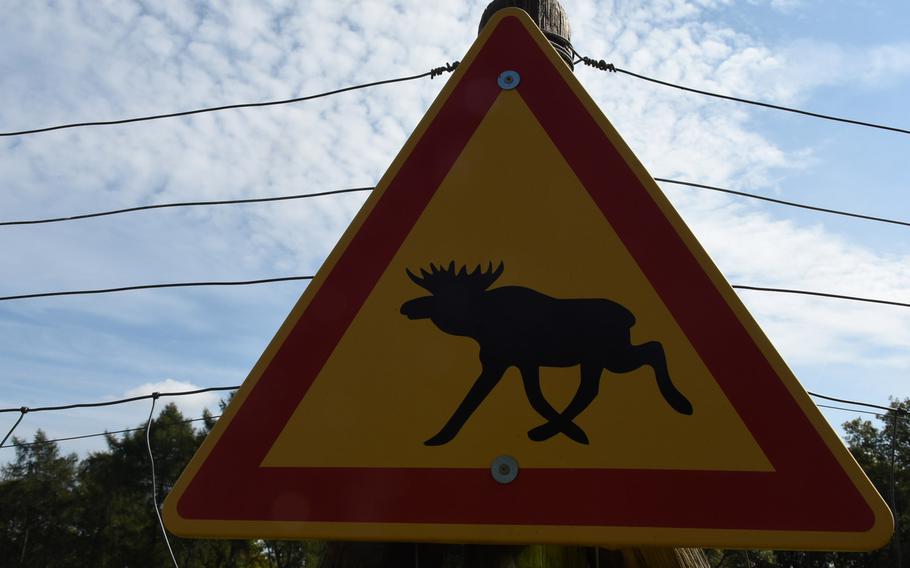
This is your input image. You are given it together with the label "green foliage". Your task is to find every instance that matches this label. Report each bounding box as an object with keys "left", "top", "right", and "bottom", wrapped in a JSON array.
[
  {"left": 2, "top": 398, "right": 907, "bottom": 567},
  {"left": 0, "top": 402, "right": 304, "bottom": 567},
  {"left": 0, "top": 431, "right": 80, "bottom": 567},
  {"left": 706, "top": 398, "right": 910, "bottom": 568}
]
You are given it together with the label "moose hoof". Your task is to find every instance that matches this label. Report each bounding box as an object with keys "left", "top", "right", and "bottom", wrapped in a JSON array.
[
  {"left": 667, "top": 392, "right": 694, "bottom": 416},
  {"left": 424, "top": 433, "right": 452, "bottom": 446}
]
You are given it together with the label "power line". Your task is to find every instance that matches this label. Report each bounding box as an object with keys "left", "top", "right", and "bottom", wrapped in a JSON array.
[
  {"left": 732, "top": 285, "right": 910, "bottom": 310},
  {"left": 1, "top": 277, "right": 906, "bottom": 310},
  {"left": 655, "top": 178, "right": 910, "bottom": 229},
  {"left": 809, "top": 391, "right": 908, "bottom": 415},
  {"left": 574, "top": 53, "right": 910, "bottom": 136},
  {"left": 5, "top": 178, "right": 906, "bottom": 230},
  {"left": 0, "top": 386, "right": 237, "bottom": 414},
  {"left": 0, "top": 276, "right": 313, "bottom": 302},
  {"left": 0, "top": 187, "right": 373, "bottom": 226},
  {"left": 1, "top": 409, "right": 28, "bottom": 447},
  {"left": 0, "top": 415, "right": 219, "bottom": 449},
  {"left": 145, "top": 395, "right": 179, "bottom": 568},
  {"left": 817, "top": 403, "right": 886, "bottom": 417},
  {"left": 1, "top": 399, "right": 901, "bottom": 451},
  {"left": 0, "top": 63, "right": 459, "bottom": 137},
  {"left": 0, "top": 386, "right": 902, "bottom": 421}
]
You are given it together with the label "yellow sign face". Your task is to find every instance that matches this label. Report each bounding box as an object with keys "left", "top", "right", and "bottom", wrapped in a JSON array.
[
  {"left": 164, "top": 9, "right": 892, "bottom": 550},
  {"left": 263, "top": 90, "right": 771, "bottom": 473}
]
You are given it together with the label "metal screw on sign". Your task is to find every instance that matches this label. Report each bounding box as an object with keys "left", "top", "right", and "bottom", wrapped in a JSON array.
[
  {"left": 491, "top": 455, "right": 519, "bottom": 484},
  {"left": 497, "top": 70, "right": 521, "bottom": 90}
]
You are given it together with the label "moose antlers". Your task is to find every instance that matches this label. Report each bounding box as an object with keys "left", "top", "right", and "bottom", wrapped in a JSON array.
[{"left": 406, "top": 261, "right": 504, "bottom": 293}]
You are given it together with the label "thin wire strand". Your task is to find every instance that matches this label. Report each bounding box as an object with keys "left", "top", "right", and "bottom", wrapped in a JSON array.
[
  {"left": 1, "top": 408, "right": 28, "bottom": 447},
  {"left": 655, "top": 178, "right": 910, "bottom": 229},
  {"left": 0, "top": 63, "right": 459, "bottom": 138},
  {"left": 808, "top": 392, "right": 909, "bottom": 415},
  {"left": 0, "top": 415, "right": 220, "bottom": 449},
  {"left": 0, "top": 390, "right": 903, "bottom": 455},
  {"left": 146, "top": 395, "right": 179, "bottom": 568},
  {"left": 573, "top": 51, "right": 910, "bottom": 136},
  {"left": 1, "top": 386, "right": 903, "bottom": 424},
  {"left": 732, "top": 284, "right": 910, "bottom": 309},
  {"left": 4, "top": 178, "right": 906, "bottom": 230},
  {"left": 0, "top": 386, "right": 237, "bottom": 414},
  {"left": 0, "top": 276, "right": 313, "bottom": 302},
  {"left": 1, "top": 401, "right": 901, "bottom": 452},
  {"left": 817, "top": 403, "right": 885, "bottom": 417},
  {"left": 1, "top": 278, "right": 905, "bottom": 311},
  {"left": 0, "top": 187, "right": 374, "bottom": 227}
]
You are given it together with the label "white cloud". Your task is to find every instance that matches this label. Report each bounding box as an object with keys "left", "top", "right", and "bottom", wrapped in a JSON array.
[
  {"left": 1, "top": 0, "right": 909, "bottom": 458},
  {"left": 124, "top": 379, "right": 222, "bottom": 420}
]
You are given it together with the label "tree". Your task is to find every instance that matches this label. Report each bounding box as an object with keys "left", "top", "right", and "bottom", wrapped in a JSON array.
[
  {"left": 0, "top": 431, "right": 80, "bottom": 567},
  {"left": 705, "top": 399, "right": 910, "bottom": 568},
  {"left": 74, "top": 402, "right": 266, "bottom": 567},
  {"left": 839, "top": 398, "right": 910, "bottom": 568}
]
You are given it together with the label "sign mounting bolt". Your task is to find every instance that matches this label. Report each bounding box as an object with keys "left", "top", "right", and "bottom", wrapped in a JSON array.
[
  {"left": 491, "top": 455, "right": 519, "bottom": 484},
  {"left": 497, "top": 70, "right": 521, "bottom": 90}
]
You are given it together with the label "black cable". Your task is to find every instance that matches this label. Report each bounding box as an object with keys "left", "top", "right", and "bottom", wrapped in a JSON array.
[
  {"left": 0, "top": 63, "right": 459, "bottom": 137},
  {"left": 1, "top": 277, "right": 905, "bottom": 311},
  {"left": 732, "top": 285, "right": 910, "bottom": 310},
  {"left": 145, "top": 394, "right": 179, "bottom": 567},
  {"left": 817, "top": 403, "right": 885, "bottom": 417},
  {"left": 1, "top": 408, "right": 28, "bottom": 447},
  {"left": 0, "top": 386, "right": 238, "bottom": 414},
  {"left": 574, "top": 51, "right": 910, "bottom": 136},
  {"left": 0, "top": 415, "right": 220, "bottom": 449},
  {"left": 5, "top": 178, "right": 906, "bottom": 230},
  {"left": 0, "top": 276, "right": 313, "bottom": 302},
  {"left": 3, "top": 400, "right": 901, "bottom": 450},
  {"left": 655, "top": 178, "right": 910, "bottom": 229},
  {"left": 808, "top": 392, "right": 908, "bottom": 415},
  {"left": 0, "top": 187, "right": 374, "bottom": 227},
  {"left": 1, "top": 388, "right": 903, "bottom": 419}
]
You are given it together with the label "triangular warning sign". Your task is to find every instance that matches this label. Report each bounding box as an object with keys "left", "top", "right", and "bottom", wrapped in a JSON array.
[{"left": 164, "top": 9, "right": 892, "bottom": 550}]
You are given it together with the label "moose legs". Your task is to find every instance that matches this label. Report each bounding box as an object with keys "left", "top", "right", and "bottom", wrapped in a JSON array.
[
  {"left": 632, "top": 341, "right": 693, "bottom": 416},
  {"left": 519, "top": 366, "right": 590, "bottom": 444},
  {"left": 528, "top": 342, "right": 693, "bottom": 443},
  {"left": 527, "top": 362, "right": 601, "bottom": 444},
  {"left": 424, "top": 361, "right": 507, "bottom": 446}
]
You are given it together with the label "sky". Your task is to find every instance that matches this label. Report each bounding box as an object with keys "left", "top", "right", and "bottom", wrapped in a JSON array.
[{"left": 0, "top": 0, "right": 908, "bottom": 463}]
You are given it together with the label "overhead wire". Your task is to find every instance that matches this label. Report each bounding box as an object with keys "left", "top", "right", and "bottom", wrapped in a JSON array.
[
  {"left": 654, "top": 178, "right": 910, "bottom": 229},
  {"left": 573, "top": 50, "right": 910, "bottom": 136},
  {"left": 0, "top": 415, "right": 219, "bottom": 449},
  {"left": 4, "top": 178, "right": 909, "bottom": 230},
  {"left": 808, "top": 391, "right": 909, "bottom": 415},
  {"left": 0, "top": 387, "right": 904, "bottom": 421},
  {"left": 1, "top": 408, "right": 28, "bottom": 447},
  {"left": 0, "top": 385, "right": 237, "bottom": 414},
  {"left": 732, "top": 285, "right": 910, "bottom": 310},
  {"left": 145, "top": 394, "right": 179, "bottom": 568},
  {"left": 0, "top": 187, "right": 374, "bottom": 227},
  {"left": 0, "top": 63, "right": 459, "bottom": 137},
  {"left": 0, "top": 395, "right": 902, "bottom": 451},
  {"left": 817, "top": 403, "right": 886, "bottom": 418},
  {"left": 0, "top": 277, "right": 906, "bottom": 310},
  {"left": 0, "top": 276, "right": 313, "bottom": 302}
]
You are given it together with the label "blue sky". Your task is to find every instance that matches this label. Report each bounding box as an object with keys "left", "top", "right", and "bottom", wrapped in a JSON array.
[{"left": 1, "top": 0, "right": 908, "bottom": 460}]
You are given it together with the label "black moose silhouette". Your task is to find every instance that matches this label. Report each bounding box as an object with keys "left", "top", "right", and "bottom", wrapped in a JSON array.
[{"left": 400, "top": 262, "right": 693, "bottom": 446}]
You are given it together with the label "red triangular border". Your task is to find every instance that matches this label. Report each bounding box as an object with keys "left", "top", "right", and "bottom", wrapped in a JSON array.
[{"left": 175, "top": 15, "right": 874, "bottom": 532}]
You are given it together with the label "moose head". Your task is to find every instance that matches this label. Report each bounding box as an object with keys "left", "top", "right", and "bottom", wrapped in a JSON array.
[{"left": 400, "top": 261, "right": 504, "bottom": 337}]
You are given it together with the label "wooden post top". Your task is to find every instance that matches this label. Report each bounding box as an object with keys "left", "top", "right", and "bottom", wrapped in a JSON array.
[{"left": 478, "top": 0, "right": 575, "bottom": 69}]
